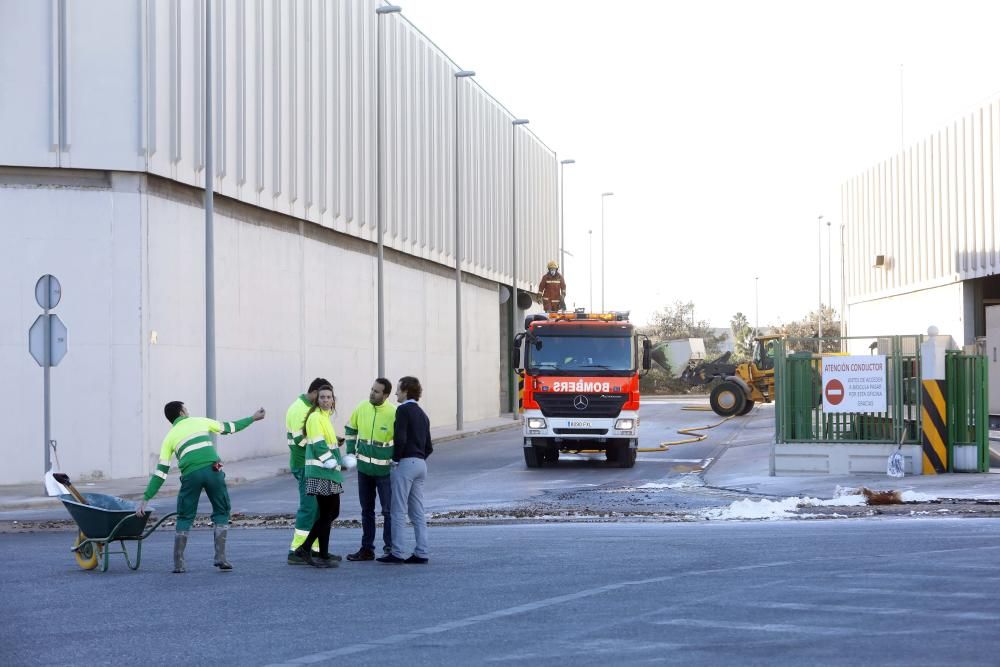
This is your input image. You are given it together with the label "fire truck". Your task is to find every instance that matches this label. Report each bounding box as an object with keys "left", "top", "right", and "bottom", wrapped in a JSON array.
[{"left": 513, "top": 310, "right": 652, "bottom": 468}]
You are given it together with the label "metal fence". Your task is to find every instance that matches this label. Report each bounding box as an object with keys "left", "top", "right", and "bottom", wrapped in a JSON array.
[
  {"left": 946, "top": 350, "right": 990, "bottom": 472},
  {"left": 774, "top": 335, "right": 923, "bottom": 445}
]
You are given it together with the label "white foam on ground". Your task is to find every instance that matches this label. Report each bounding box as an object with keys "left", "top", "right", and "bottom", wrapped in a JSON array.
[
  {"left": 638, "top": 474, "right": 704, "bottom": 490},
  {"left": 702, "top": 493, "right": 869, "bottom": 520},
  {"left": 900, "top": 490, "right": 939, "bottom": 502}
]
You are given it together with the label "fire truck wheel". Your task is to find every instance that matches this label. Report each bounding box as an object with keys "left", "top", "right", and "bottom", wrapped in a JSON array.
[
  {"left": 523, "top": 443, "right": 542, "bottom": 468},
  {"left": 710, "top": 381, "right": 746, "bottom": 417},
  {"left": 617, "top": 441, "right": 636, "bottom": 468}
]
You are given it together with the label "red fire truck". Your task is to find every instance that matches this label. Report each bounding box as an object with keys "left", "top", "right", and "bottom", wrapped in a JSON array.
[{"left": 513, "top": 310, "right": 652, "bottom": 468}]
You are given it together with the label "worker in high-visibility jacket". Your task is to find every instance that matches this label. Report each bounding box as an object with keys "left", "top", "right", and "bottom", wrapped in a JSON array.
[
  {"left": 538, "top": 260, "right": 566, "bottom": 312},
  {"left": 292, "top": 385, "right": 345, "bottom": 567},
  {"left": 285, "top": 377, "right": 332, "bottom": 564},
  {"left": 136, "top": 401, "right": 265, "bottom": 573},
  {"left": 344, "top": 378, "right": 397, "bottom": 561}
]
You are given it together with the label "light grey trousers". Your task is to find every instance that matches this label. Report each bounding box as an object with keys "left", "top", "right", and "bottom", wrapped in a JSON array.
[{"left": 390, "top": 457, "right": 428, "bottom": 558}]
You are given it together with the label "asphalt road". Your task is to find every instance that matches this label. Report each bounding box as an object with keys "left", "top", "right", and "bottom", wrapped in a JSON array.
[
  {"left": 228, "top": 398, "right": 753, "bottom": 518},
  {"left": 3, "top": 519, "right": 999, "bottom": 666}
]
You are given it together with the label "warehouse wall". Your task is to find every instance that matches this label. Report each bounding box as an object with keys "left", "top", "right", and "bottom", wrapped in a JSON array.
[{"left": 1, "top": 173, "right": 504, "bottom": 485}]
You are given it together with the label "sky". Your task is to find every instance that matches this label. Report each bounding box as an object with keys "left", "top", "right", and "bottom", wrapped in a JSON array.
[{"left": 398, "top": 0, "right": 1000, "bottom": 327}]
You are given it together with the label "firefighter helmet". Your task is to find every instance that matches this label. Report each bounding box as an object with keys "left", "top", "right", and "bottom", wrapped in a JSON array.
[{"left": 547, "top": 260, "right": 558, "bottom": 270}]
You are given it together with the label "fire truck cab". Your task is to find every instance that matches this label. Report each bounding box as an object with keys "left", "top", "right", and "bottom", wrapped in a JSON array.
[{"left": 513, "top": 310, "right": 652, "bottom": 468}]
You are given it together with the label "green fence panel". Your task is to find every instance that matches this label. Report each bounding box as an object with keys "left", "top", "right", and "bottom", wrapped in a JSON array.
[
  {"left": 946, "top": 351, "right": 988, "bottom": 472},
  {"left": 774, "top": 335, "right": 923, "bottom": 445}
]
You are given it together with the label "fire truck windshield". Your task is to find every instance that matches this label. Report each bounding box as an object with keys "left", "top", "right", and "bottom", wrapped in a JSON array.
[{"left": 526, "top": 335, "right": 634, "bottom": 375}]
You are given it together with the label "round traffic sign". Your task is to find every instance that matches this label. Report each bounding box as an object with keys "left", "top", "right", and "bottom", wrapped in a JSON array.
[
  {"left": 824, "top": 378, "right": 845, "bottom": 406},
  {"left": 35, "top": 274, "right": 62, "bottom": 309}
]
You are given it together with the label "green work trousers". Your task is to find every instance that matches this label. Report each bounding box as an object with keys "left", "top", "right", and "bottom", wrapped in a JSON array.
[
  {"left": 175, "top": 465, "right": 230, "bottom": 531},
  {"left": 289, "top": 467, "right": 319, "bottom": 552}
]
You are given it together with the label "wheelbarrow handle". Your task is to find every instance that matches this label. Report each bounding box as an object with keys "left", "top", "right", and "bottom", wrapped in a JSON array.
[{"left": 141, "top": 512, "right": 178, "bottom": 540}]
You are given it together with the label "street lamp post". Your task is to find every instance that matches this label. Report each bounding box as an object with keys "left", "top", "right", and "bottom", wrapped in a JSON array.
[
  {"left": 204, "top": 0, "right": 216, "bottom": 421},
  {"left": 375, "top": 4, "right": 402, "bottom": 377},
  {"left": 600, "top": 192, "right": 614, "bottom": 312},
  {"left": 588, "top": 229, "right": 593, "bottom": 312},
  {"left": 817, "top": 214, "right": 823, "bottom": 348},
  {"left": 454, "top": 69, "right": 475, "bottom": 430},
  {"left": 754, "top": 275, "right": 759, "bottom": 336},
  {"left": 559, "top": 159, "right": 575, "bottom": 278},
  {"left": 826, "top": 219, "right": 832, "bottom": 321},
  {"left": 510, "top": 118, "right": 529, "bottom": 416},
  {"left": 840, "top": 222, "right": 846, "bottom": 343}
]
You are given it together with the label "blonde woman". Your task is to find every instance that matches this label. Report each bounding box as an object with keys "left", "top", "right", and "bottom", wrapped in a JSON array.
[{"left": 293, "top": 385, "right": 345, "bottom": 568}]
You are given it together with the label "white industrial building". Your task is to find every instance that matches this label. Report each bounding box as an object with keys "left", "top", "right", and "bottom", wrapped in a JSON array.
[
  {"left": 0, "top": 1, "right": 557, "bottom": 485},
  {"left": 842, "top": 92, "right": 1000, "bottom": 350}
]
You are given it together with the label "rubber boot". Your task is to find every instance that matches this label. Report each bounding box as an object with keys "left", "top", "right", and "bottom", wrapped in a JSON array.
[
  {"left": 213, "top": 525, "right": 233, "bottom": 571},
  {"left": 173, "top": 531, "right": 188, "bottom": 574}
]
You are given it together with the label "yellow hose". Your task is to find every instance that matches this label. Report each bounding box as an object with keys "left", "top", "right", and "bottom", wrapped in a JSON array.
[
  {"left": 565, "top": 412, "right": 735, "bottom": 454},
  {"left": 637, "top": 414, "right": 735, "bottom": 452}
]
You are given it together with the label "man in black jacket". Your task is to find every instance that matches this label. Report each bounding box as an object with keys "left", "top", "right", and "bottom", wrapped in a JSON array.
[{"left": 378, "top": 376, "right": 432, "bottom": 564}]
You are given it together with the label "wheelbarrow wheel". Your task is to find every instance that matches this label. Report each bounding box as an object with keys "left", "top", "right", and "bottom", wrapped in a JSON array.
[{"left": 73, "top": 531, "right": 102, "bottom": 570}]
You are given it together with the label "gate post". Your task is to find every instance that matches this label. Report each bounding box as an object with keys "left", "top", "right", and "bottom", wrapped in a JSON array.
[{"left": 920, "top": 329, "right": 949, "bottom": 474}]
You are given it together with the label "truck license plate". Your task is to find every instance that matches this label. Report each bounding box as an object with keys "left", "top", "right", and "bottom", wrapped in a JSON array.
[{"left": 567, "top": 420, "right": 592, "bottom": 428}]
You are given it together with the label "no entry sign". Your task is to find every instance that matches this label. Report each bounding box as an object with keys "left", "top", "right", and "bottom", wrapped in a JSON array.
[
  {"left": 824, "top": 378, "right": 845, "bottom": 406},
  {"left": 821, "top": 355, "right": 887, "bottom": 413}
]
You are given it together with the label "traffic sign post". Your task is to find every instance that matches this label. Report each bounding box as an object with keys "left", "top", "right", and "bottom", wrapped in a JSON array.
[{"left": 29, "top": 274, "right": 67, "bottom": 476}]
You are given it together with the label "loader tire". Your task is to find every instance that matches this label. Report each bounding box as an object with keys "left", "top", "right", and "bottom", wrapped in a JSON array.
[
  {"left": 710, "top": 382, "right": 746, "bottom": 417},
  {"left": 738, "top": 399, "right": 755, "bottom": 415}
]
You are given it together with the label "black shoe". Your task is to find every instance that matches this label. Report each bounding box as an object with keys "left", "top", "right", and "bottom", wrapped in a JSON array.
[
  {"left": 287, "top": 551, "right": 308, "bottom": 565},
  {"left": 376, "top": 554, "right": 406, "bottom": 564},
  {"left": 309, "top": 557, "right": 336, "bottom": 568},
  {"left": 383, "top": 545, "right": 392, "bottom": 556},
  {"left": 319, "top": 553, "right": 342, "bottom": 563},
  {"left": 347, "top": 548, "right": 375, "bottom": 562},
  {"left": 404, "top": 555, "right": 429, "bottom": 564},
  {"left": 293, "top": 547, "right": 315, "bottom": 566}
]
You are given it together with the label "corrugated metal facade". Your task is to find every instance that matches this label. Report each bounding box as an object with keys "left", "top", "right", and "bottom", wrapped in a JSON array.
[
  {"left": 0, "top": 0, "right": 557, "bottom": 290},
  {"left": 843, "top": 98, "right": 1000, "bottom": 302}
]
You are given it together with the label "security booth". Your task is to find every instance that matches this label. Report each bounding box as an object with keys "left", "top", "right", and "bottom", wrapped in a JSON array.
[{"left": 771, "top": 332, "right": 988, "bottom": 476}]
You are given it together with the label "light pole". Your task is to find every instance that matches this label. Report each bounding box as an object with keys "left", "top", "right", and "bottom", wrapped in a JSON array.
[
  {"left": 840, "top": 222, "right": 846, "bottom": 343},
  {"left": 375, "top": 4, "right": 401, "bottom": 377},
  {"left": 587, "top": 229, "right": 593, "bottom": 312},
  {"left": 827, "top": 219, "right": 832, "bottom": 341},
  {"left": 454, "top": 69, "right": 474, "bottom": 430},
  {"left": 204, "top": 0, "right": 216, "bottom": 421},
  {"left": 510, "top": 118, "right": 529, "bottom": 416},
  {"left": 754, "top": 275, "right": 759, "bottom": 336},
  {"left": 559, "top": 159, "right": 575, "bottom": 277},
  {"left": 600, "top": 192, "right": 614, "bottom": 312},
  {"left": 817, "top": 214, "right": 823, "bottom": 347}
]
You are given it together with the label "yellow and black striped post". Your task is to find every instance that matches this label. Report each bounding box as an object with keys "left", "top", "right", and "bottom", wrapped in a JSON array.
[
  {"left": 921, "top": 379, "right": 947, "bottom": 474},
  {"left": 517, "top": 375, "right": 524, "bottom": 414}
]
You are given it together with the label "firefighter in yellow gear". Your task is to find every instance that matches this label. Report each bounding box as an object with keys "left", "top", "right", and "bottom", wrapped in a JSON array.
[{"left": 538, "top": 260, "right": 566, "bottom": 312}]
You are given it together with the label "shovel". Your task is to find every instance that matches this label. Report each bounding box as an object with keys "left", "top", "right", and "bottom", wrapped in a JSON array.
[{"left": 52, "top": 472, "right": 88, "bottom": 505}]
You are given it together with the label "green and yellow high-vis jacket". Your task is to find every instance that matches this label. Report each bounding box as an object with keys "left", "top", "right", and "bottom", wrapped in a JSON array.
[
  {"left": 345, "top": 400, "right": 396, "bottom": 477},
  {"left": 304, "top": 409, "right": 344, "bottom": 484},
  {"left": 285, "top": 394, "right": 312, "bottom": 469},
  {"left": 143, "top": 415, "right": 254, "bottom": 501}
]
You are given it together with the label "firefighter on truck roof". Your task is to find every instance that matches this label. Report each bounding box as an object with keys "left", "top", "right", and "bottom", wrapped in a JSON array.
[{"left": 538, "top": 260, "right": 566, "bottom": 312}]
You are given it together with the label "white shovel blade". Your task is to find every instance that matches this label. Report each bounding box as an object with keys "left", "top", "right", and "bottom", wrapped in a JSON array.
[{"left": 44, "top": 469, "right": 69, "bottom": 497}]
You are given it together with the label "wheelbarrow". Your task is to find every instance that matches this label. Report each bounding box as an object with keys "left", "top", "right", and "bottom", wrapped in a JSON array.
[{"left": 60, "top": 493, "right": 176, "bottom": 572}]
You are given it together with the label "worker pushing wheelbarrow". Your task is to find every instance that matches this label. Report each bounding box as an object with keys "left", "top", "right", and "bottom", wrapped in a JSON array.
[{"left": 56, "top": 473, "right": 175, "bottom": 572}]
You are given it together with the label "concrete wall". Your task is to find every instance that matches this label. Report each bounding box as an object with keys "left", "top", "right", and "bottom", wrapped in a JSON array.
[{"left": 1, "top": 172, "right": 504, "bottom": 485}]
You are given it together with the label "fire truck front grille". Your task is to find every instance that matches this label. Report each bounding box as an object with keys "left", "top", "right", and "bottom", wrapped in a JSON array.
[{"left": 534, "top": 394, "right": 627, "bottom": 418}]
